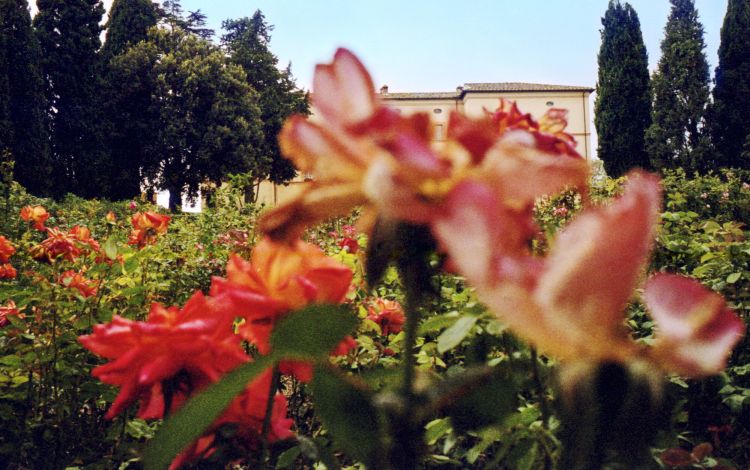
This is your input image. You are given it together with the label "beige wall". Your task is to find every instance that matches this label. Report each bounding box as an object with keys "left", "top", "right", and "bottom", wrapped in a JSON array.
[{"left": 383, "top": 91, "right": 592, "bottom": 160}]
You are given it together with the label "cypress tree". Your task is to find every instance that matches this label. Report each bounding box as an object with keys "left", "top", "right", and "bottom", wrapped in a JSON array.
[
  {"left": 0, "top": 0, "right": 51, "bottom": 195},
  {"left": 711, "top": 0, "right": 750, "bottom": 169},
  {"left": 35, "top": 0, "right": 111, "bottom": 198},
  {"left": 594, "top": 1, "right": 652, "bottom": 178},
  {"left": 222, "top": 10, "right": 309, "bottom": 188},
  {"left": 646, "top": 0, "right": 711, "bottom": 172},
  {"left": 101, "top": 0, "right": 158, "bottom": 60}
]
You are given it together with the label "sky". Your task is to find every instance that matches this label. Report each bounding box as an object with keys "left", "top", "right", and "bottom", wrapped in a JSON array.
[
  {"left": 172, "top": 0, "right": 729, "bottom": 93},
  {"left": 30, "top": 0, "right": 729, "bottom": 92}
]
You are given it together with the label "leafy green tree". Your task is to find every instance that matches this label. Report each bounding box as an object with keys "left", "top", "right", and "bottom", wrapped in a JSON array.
[
  {"left": 0, "top": 0, "right": 51, "bottom": 195},
  {"left": 100, "top": 0, "right": 158, "bottom": 60},
  {"left": 711, "top": 0, "right": 750, "bottom": 169},
  {"left": 594, "top": 1, "right": 652, "bottom": 178},
  {"left": 111, "top": 28, "right": 264, "bottom": 210},
  {"left": 101, "top": 0, "right": 158, "bottom": 200},
  {"left": 646, "top": 0, "right": 711, "bottom": 172},
  {"left": 35, "top": 0, "right": 111, "bottom": 198},
  {"left": 222, "top": 10, "right": 309, "bottom": 188}
]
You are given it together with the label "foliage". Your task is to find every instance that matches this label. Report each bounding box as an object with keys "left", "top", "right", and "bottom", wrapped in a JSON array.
[
  {"left": 221, "top": 10, "right": 310, "bottom": 186},
  {"left": 0, "top": 0, "right": 51, "bottom": 196},
  {"left": 646, "top": 0, "right": 712, "bottom": 173},
  {"left": 100, "top": 0, "right": 158, "bottom": 61},
  {"left": 0, "top": 168, "right": 748, "bottom": 468},
  {"left": 34, "top": 0, "right": 111, "bottom": 199},
  {"left": 594, "top": 0, "right": 652, "bottom": 178},
  {"left": 711, "top": 0, "right": 750, "bottom": 169},
  {"left": 101, "top": 0, "right": 159, "bottom": 200},
  {"left": 109, "top": 27, "right": 264, "bottom": 209}
]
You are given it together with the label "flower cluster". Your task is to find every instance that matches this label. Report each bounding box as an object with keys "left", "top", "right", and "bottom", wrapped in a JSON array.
[
  {"left": 258, "top": 48, "right": 743, "bottom": 378},
  {"left": 0, "top": 300, "right": 22, "bottom": 327},
  {"left": 59, "top": 270, "right": 98, "bottom": 298},
  {"left": 367, "top": 298, "right": 405, "bottom": 335},
  {"left": 0, "top": 236, "right": 16, "bottom": 279},
  {"left": 30, "top": 226, "right": 100, "bottom": 263},
  {"left": 128, "top": 211, "right": 171, "bottom": 248},
  {"left": 20, "top": 205, "right": 49, "bottom": 231},
  {"left": 330, "top": 224, "right": 360, "bottom": 253},
  {"left": 210, "top": 237, "right": 355, "bottom": 381},
  {"left": 80, "top": 236, "right": 352, "bottom": 467}
]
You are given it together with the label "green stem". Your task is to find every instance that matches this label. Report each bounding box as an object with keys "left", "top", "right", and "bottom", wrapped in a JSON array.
[
  {"left": 261, "top": 365, "right": 281, "bottom": 463},
  {"left": 531, "top": 348, "right": 551, "bottom": 428}
]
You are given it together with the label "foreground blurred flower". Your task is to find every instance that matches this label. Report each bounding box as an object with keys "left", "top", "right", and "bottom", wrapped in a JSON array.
[
  {"left": 259, "top": 48, "right": 588, "bottom": 262},
  {"left": 128, "top": 211, "right": 171, "bottom": 248},
  {"left": 79, "top": 291, "right": 247, "bottom": 419},
  {"left": 210, "top": 237, "right": 353, "bottom": 380},
  {"left": 0, "top": 236, "right": 15, "bottom": 262},
  {"left": 443, "top": 172, "right": 744, "bottom": 377},
  {"left": 367, "top": 298, "right": 406, "bottom": 335},
  {"left": 59, "top": 270, "right": 98, "bottom": 298},
  {"left": 0, "top": 263, "right": 17, "bottom": 279},
  {"left": 20, "top": 205, "right": 50, "bottom": 231}
]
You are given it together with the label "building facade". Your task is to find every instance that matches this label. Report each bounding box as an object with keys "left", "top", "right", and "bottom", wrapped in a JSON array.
[{"left": 256, "top": 82, "right": 594, "bottom": 206}]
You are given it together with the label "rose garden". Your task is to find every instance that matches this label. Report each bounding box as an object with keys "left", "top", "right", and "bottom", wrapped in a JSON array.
[{"left": 1, "top": 1, "right": 750, "bottom": 469}]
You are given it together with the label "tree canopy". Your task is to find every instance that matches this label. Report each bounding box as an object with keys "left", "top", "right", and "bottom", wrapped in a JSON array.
[
  {"left": 0, "top": 0, "right": 51, "bottom": 195},
  {"left": 711, "top": 0, "right": 750, "bottom": 169},
  {"left": 221, "top": 10, "right": 309, "bottom": 187},
  {"left": 594, "top": 1, "right": 652, "bottom": 178},
  {"left": 100, "top": 0, "right": 158, "bottom": 61},
  {"left": 646, "top": 0, "right": 711, "bottom": 172},
  {"left": 111, "top": 27, "right": 264, "bottom": 209},
  {"left": 35, "top": 0, "right": 110, "bottom": 198}
]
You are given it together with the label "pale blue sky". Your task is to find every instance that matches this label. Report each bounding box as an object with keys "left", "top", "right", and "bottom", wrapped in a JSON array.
[{"left": 178, "top": 0, "right": 728, "bottom": 93}]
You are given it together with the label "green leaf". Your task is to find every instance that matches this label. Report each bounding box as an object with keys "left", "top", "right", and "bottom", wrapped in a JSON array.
[
  {"left": 726, "top": 272, "right": 742, "bottom": 284},
  {"left": 418, "top": 312, "right": 460, "bottom": 335},
  {"left": 425, "top": 418, "right": 452, "bottom": 445},
  {"left": 437, "top": 315, "right": 477, "bottom": 353},
  {"left": 271, "top": 304, "right": 358, "bottom": 359},
  {"left": 142, "top": 355, "right": 274, "bottom": 470},
  {"left": 275, "top": 445, "right": 301, "bottom": 469},
  {"left": 103, "top": 236, "right": 118, "bottom": 260},
  {"left": 439, "top": 366, "right": 520, "bottom": 433},
  {"left": 311, "top": 366, "right": 382, "bottom": 467}
]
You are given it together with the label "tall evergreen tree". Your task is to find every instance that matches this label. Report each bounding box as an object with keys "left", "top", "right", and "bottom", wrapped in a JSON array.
[
  {"left": 101, "top": 0, "right": 158, "bottom": 60},
  {"left": 35, "top": 0, "right": 111, "bottom": 198},
  {"left": 594, "top": 1, "right": 652, "bottom": 178},
  {"left": 102, "top": 0, "right": 158, "bottom": 200},
  {"left": 711, "top": 0, "right": 750, "bottom": 169},
  {"left": 222, "top": 10, "right": 309, "bottom": 188},
  {"left": 646, "top": 0, "right": 711, "bottom": 172},
  {"left": 0, "top": 0, "right": 51, "bottom": 195},
  {"left": 160, "top": 0, "right": 213, "bottom": 39}
]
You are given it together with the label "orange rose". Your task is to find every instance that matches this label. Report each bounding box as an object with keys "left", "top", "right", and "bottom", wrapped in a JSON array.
[{"left": 20, "top": 205, "right": 50, "bottom": 231}]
